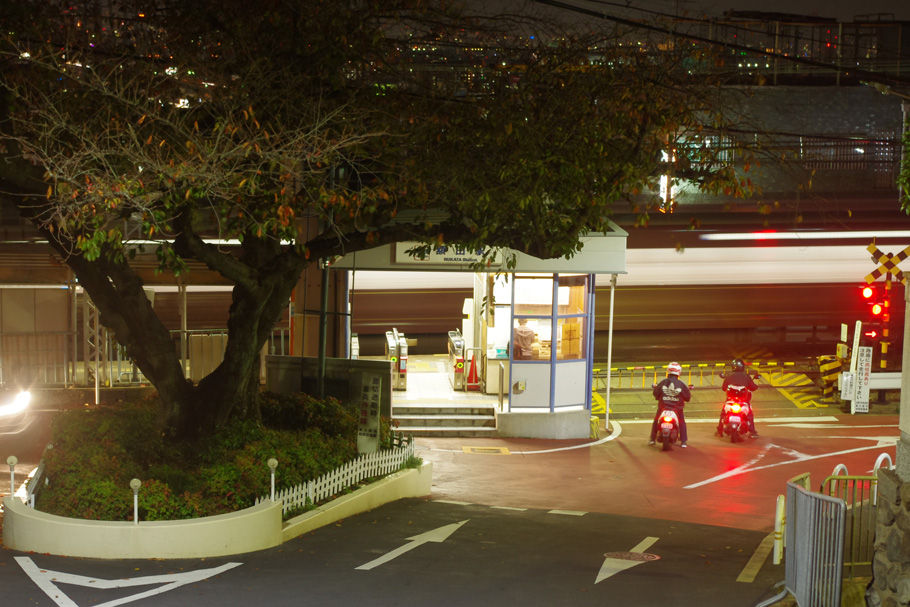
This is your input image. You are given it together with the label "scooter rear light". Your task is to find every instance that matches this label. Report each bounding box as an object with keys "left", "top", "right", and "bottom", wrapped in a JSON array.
[
  {"left": 730, "top": 403, "right": 741, "bottom": 413},
  {"left": 662, "top": 415, "right": 674, "bottom": 423}
]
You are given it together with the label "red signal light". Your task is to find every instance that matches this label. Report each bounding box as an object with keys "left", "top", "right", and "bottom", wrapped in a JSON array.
[
  {"left": 871, "top": 303, "right": 883, "bottom": 315},
  {"left": 862, "top": 286, "right": 874, "bottom": 299}
]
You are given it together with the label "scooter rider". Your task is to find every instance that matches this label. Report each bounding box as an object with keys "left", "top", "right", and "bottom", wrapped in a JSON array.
[
  {"left": 649, "top": 362, "right": 691, "bottom": 448},
  {"left": 718, "top": 358, "right": 759, "bottom": 438}
]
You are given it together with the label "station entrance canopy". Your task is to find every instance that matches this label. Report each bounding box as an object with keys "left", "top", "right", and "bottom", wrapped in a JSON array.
[
  {"left": 327, "top": 223, "right": 628, "bottom": 274},
  {"left": 327, "top": 223, "right": 627, "bottom": 440}
]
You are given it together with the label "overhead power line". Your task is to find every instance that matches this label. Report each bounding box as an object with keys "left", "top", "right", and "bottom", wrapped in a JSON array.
[{"left": 531, "top": 0, "right": 910, "bottom": 88}]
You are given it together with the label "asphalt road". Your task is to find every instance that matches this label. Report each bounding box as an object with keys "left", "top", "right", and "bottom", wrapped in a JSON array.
[
  {"left": 1, "top": 498, "right": 782, "bottom": 607},
  {"left": 0, "top": 385, "right": 899, "bottom": 607}
]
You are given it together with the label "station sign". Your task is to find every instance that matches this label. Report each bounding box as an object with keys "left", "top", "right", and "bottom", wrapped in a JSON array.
[{"left": 393, "top": 242, "right": 497, "bottom": 266}]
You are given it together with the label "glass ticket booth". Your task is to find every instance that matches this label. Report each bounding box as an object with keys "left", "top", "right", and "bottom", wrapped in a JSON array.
[{"left": 480, "top": 273, "right": 594, "bottom": 411}]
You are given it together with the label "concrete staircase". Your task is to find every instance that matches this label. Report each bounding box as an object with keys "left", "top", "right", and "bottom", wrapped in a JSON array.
[
  {"left": 388, "top": 354, "right": 502, "bottom": 437},
  {"left": 392, "top": 402, "right": 497, "bottom": 438}
]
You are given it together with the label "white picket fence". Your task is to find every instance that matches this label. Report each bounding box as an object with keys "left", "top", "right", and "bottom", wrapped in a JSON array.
[{"left": 256, "top": 442, "right": 416, "bottom": 515}]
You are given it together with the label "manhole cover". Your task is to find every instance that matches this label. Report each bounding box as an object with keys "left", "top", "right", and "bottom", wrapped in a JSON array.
[
  {"left": 602, "top": 552, "right": 660, "bottom": 562},
  {"left": 462, "top": 446, "right": 510, "bottom": 455}
]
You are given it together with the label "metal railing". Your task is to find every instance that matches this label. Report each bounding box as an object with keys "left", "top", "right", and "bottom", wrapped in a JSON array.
[
  {"left": 820, "top": 470, "right": 876, "bottom": 579},
  {"left": 592, "top": 361, "right": 807, "bottom": 391},
  {"left": 786, "top": 482, "right": 846, "bottom": 607},
  {"left": 0, "top": 332, "right": 72, "bottom": 388},
  {"left": 761, "top": 482, "right": 846, "bottom": 607},
  {"left": 0, "top": 327, "right": 291, "bottom": 390},
  {"left": 767, "top": 453, "right": 896, "bottom": 607},
  {"left": 819, "top": 454, "right": 895, "bottom": 579}
]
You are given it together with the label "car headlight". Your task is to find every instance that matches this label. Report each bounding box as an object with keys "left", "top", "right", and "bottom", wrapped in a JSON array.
[{"left": 0, "top": 391, "right": 30, "bottom": 418}]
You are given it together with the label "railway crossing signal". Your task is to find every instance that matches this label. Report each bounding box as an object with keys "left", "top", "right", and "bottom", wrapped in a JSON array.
[
  {"left": 859, "top": 282, "right": 885, "bottom": 344},
  {"left": 863, "top": 242, "right": 909, "bottom": 368},
  {"left": 865, "top": 243, "right": 910, "bottom": 284}
]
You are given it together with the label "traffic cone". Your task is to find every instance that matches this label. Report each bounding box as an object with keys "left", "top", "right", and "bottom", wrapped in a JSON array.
[{"left": 466, "top": 355, "right": 479, "bottom": 391}]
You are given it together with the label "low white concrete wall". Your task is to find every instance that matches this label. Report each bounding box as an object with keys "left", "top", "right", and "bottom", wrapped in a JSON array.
[
  {"left": 497, "top": 409, "right": 590, "bottom": 439},
  {"left": 1, "top": 497, "right": 283, "bottom": 559},
  {"left": 1, "top": 461, "right": 433, "bottom": 559},
  {"left": 282, "top": 461, "right": 433, "bottom": 542}
]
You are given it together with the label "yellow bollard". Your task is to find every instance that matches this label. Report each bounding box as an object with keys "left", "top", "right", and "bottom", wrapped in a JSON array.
[{"left": 590, "top": 416, "right": 600, "bottom": 439}]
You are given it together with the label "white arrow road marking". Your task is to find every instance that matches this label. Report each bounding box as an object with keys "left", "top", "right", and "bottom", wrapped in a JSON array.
[
  {"left": 685, "top": 441, "right": 898, "bottom": 489},
  {"left": 15, "top": 557, "right": 241, "bottom": 607},
  {"left": 356, "top": 519, "right": 469, "bottom": 571},
  {"left": 595, "top": 536, "right": 660, "bottom": 584}
]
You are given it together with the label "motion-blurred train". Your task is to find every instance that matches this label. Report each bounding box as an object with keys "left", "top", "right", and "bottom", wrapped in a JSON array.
[{"left": 344, "top": 242, "right": 908, "bottom": 363}]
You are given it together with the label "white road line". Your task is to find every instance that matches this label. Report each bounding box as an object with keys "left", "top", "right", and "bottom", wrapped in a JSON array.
[
  {"left": 355, "top": 520, "right": 468, "bottom": 571},
  {"left": 419, "top": 420, "right": 622, "bottom": 455},
  {"left": 737, "top": 533, "right": 775, "bottom": 583},
  {"left": 548, "top": 509, "right": 587, "bottom": 516},
  {"left": 595, "top": 536, "right": 660, "bottom": 584},
  {"left": 769, "top": 423, "right": 898, "bottom": 429},
  {"left": 629, "top": 536, "right": 659, "bottom": 553},
  {"left": 15, "top": 557, "right": 241, "bottom": 607},
  {"left": 685, "top": 442, "right": 897, "bottom": 489}
]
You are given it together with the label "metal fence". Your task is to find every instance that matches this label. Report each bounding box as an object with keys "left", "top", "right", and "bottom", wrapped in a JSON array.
[
  {"left": 0, "top": 327, "right": 291, "bottom": 390},
  {"left": 784, "top": 481, "right": 846, "bottom": 607},
  {"left": 256, "top": 441, "right": 416, "bottom": 516},
  {"left": 0, "top": 332, "right": 72, "bottom": 387},
  {"left": 820, "top": 472, "right": 876, "bottom": 579}
]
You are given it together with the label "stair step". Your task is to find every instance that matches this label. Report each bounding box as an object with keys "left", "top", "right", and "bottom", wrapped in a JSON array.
[
  {"left": 395, "top": 418, "right": 495, "bottom": 429},
  {"left": 394, "top": 406, "right": 496, "bottom": 416},
  {"left": 400, "top": 426, "right": 499, "bottom": 438},
  {"left": 395, "top": 414, "right": 494, "bottom": 421}
]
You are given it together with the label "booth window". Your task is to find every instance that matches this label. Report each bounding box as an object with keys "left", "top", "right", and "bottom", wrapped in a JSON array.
[
  {"left": 512, "top": 317, "right": 547, "bottom": 360},
  {"left": 512, "top": 274, "right": 553, "bottom": 316},
  {"left": 556, "top": 317, "right": 586, "bottom": 360}
]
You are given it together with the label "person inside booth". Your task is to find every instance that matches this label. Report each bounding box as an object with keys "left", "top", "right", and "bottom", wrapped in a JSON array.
[{"left": 513, "top": 318, "right": 537, "bottom": 360}]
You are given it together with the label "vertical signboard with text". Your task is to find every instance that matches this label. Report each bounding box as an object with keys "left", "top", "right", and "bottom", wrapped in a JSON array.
[
  {"left": 357, "top": 373, "right": 383, "bottom": 453},
  {"left": 853, "top": 346, "right": 872, "bottom": 414}
]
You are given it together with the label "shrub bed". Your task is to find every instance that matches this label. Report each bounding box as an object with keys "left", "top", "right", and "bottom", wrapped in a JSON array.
[{"left": 38, "top": 391, "right": 366, "bottom": 521}]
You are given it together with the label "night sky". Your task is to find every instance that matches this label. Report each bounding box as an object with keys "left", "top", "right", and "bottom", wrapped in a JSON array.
[
  {"left": 507, "top": 1, "right": 910, "bottom": 23},
  {"left": 690, "top": 0, "right": 910, "bottom": 20}
]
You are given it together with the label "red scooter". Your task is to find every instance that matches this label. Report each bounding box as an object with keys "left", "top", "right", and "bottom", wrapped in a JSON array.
[{"left": 719, "top": 387, "right": 752, "bottom": 443}]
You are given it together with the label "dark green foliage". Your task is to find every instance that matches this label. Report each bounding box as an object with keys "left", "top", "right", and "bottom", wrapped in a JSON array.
[
  {"left": 39, "top": 392, "right": 359, "bottom": 521},
  {"left": 258, "top": 391, "right": 358, "bottom": 437}
]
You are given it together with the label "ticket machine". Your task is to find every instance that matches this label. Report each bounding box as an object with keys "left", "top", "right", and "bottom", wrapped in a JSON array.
[
  {"left": 385, "top": 328, "right": 408, "bottom": 390},
  {"left": 447, "top": 329, "right": 466, "bottom": 390}
]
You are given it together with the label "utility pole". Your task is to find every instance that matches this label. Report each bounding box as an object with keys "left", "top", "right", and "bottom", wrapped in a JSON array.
[{"left": 898, "top": 99, "right": 910, "bottom": 480}]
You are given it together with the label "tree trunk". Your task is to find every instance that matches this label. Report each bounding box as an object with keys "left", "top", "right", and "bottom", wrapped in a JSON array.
[{"left": 42, "top": 234, "right": 304, "bottom": 439}]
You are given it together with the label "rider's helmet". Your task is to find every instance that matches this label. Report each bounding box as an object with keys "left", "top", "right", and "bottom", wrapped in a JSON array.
[
  {"left": 731, "top": 358, "right": 745, "bottom": 373},
  {"left": 667, "top": 362, "right": 682, "bottom": 376}
]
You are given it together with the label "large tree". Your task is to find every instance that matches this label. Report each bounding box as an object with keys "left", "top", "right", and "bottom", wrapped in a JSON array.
[{"left": 0, "top": 0, "right": 745, "bottom": 438}]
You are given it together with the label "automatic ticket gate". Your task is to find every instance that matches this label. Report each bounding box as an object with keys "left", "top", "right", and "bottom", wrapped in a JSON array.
[
  {"left": 385, "top": 328, "right": 408, "bottom": 390},
  {"left": 447, "top": 329, "right": 466, "bottom": 390}
]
